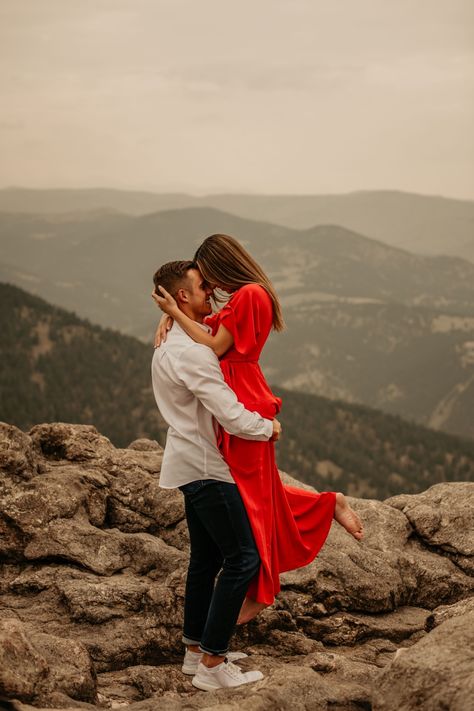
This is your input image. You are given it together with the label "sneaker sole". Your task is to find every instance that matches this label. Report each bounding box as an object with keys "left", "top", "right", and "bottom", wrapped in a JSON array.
[
  {"left": 181, "top": 664, "right": 196, "bottom": 675},
  {"left": 192, "top": 674, "right": 262, "bottom": 691},
  {"left": 192, "top": 677, "right": 221, "bottom": 691}
]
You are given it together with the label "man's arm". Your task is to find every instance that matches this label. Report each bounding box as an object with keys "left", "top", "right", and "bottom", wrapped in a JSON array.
[{"left": 177, "top": 344, "right": 274, "bottom": 441}]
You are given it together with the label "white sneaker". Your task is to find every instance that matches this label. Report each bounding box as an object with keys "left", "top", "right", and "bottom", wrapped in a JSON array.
[
  {"left": 182, "top": 649, "right": 248, "bottom": 675},
  {"left": 192, "top": 658, "right": 263, "bottom": 691}
]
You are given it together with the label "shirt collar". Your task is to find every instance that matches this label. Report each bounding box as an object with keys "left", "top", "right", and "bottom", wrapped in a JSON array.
[{"left": 173, "top": 319, "right": 212, "bottom": 336}]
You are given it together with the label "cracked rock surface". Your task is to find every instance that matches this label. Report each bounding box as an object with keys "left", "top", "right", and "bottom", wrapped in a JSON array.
[{"left": 0, "top": 422, "right": 473, "bottom": 710}]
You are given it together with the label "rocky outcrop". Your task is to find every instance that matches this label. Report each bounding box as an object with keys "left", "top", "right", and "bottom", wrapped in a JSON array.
[
  {"left": 387, "top": 483, "right": 474, "bottom": 575},
  {"left": 0, "top": 422, "right": 473, "bottom": 710},
  {"left": 372, "top": 610, "right": 474, "bottom": 711}
]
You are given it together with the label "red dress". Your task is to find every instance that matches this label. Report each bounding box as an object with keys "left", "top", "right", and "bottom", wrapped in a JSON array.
[{"left": 207, "top": 284, "right": 336, "bottom": 605}]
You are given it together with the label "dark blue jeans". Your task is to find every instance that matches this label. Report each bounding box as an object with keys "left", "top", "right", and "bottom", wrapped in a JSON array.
[{"left": 179, "top": 479, "right": 260, "bottom": 655}]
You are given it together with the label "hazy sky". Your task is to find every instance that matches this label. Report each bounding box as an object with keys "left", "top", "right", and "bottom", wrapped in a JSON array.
[{"left": 1, "top": 0, "right": 473, "bottom": 198}]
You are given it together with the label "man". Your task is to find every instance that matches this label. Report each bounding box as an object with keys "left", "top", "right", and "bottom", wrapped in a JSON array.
[{"left": 151, "top": 260, "right": 281, "bottom": 692}]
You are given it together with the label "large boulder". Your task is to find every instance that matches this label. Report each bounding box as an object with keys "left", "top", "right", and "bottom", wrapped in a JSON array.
[
  {"left": 29, "top": 423, "right": 115, "bottom": 463},
  {"left": 0, "top": 617, "right": 96, "bottom": 707},
  {"left": 24, "top": 519, "right": 184, "bottom": 576},
  {"left": 426, "top": 595, "right": 474, "bottom": 630},
  {"left": 386, "top": 482, "right": 474, "bottom": 575},
  {"left": 372, "top": 610, "right": 474, "bottom": 710},
  {"left": 279, "top": 494, "right": 473, "bottom": 618},
  {"left": 0, "top": 423, "right": 41, "bottom": 484}
]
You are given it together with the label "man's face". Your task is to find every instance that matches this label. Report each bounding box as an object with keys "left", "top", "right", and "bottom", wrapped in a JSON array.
[{"left": 181, "top": 268, "right": 213, "bottom": 321}]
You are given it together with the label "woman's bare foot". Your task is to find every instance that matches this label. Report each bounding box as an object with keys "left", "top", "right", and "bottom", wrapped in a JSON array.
[
  {"left": 237, "top": 597, "right": 269, "bottom": 625},
  {"left": 334, "top": 492, "right": 364, "bottom": 540}
]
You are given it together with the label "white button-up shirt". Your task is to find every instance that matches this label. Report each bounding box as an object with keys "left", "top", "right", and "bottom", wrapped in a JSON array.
[{"left": 151, "top": 321, "right": 273, "bottom": 489}]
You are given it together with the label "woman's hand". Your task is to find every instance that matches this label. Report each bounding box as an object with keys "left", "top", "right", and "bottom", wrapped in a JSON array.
[
  {"left": 154, "top": 313, "right": 173, "bottom": 347},
  {"left": 151, "top": 286, "right": 179, "bottom": 317}
]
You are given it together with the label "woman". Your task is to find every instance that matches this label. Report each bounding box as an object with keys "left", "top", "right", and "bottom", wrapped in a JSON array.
[{"left": 154, "top": 234, "right": 363, "bottom": 622}]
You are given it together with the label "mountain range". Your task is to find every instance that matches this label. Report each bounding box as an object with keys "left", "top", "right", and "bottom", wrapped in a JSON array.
[
  {"left": 1, "top": 282, "right": 473, "bottom": 499},
  {"left": 1, "top": 206, "right": 473, "bottom": 439},
  {"left": 1, "top": 186, "right": 473, "bottom": 261}
]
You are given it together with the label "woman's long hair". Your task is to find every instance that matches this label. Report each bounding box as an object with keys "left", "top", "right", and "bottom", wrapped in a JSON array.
[{"left": 194, "top": 234, "right": 285, "bottom": 332}]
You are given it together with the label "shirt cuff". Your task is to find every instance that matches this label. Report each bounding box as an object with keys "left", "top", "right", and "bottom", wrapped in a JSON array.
[{"left": 263, "top": 418, "right": 273, "bottom": 440}]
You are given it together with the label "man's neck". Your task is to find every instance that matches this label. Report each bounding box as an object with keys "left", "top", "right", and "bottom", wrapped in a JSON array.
[{"left": 180, "top": 306, "right": 203, "bottom": 324}]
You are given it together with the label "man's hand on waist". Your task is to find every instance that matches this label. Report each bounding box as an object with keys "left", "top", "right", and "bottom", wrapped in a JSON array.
[{"left": 271, "top": 419, "right": 282, "bottom": 441}]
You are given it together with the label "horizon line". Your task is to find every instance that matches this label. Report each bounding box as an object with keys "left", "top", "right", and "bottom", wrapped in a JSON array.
[{"left": 1, "top": 185, "right": 473, "bottom": 203}]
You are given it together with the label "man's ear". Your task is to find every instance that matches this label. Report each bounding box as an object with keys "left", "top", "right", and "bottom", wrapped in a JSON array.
[{"left": 175, "top": 287, "right": 189, "bottom": 305}]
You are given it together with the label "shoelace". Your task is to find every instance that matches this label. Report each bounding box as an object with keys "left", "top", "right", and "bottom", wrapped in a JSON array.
[{"left": 223, "top": 659, "right": 245, "bottom": 680}]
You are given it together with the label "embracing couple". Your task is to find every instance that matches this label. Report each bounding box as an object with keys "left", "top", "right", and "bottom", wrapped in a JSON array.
[{"left": 151, "top": 234, "right": 363, "bottom": 692}]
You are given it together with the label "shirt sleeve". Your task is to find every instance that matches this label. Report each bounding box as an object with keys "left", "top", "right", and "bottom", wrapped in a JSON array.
[
  {"left": 177, "top": 344, "right": 273, "bottom": 441},
  {"left": 219, "top": 285, "right": 267, "bottom": 355}
]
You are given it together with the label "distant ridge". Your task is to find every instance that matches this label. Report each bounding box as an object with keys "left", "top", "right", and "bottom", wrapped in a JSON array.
[
  {"left": 0, "top": 187, "right": 199, "bottom": 216},
  {"left": 1, "top": 187, "right": 473, "bottom": 261}
]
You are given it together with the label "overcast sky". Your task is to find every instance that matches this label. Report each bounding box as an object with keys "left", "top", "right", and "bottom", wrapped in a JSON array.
[{"left": 1, "top": 0, "right": 473, "bottom": 198}]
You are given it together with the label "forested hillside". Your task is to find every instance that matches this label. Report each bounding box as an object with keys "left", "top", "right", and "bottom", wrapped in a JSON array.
[
  {"left": 273, "top": 387, "right": 474, "bottom": 499},
  {"left": 1, "top": 282, "right": 473, "bottom": 500},
  {"left": 0, "top": 282, "right": 166, "bottom": 446}
]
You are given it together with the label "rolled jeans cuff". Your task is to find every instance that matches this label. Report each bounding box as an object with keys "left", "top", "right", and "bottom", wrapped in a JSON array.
[
  {"left": 182, "top": 634, "right": 201, "bottom": 646},
  {"left": 199, "top": 643, "right": 229, "bottom": 656}
]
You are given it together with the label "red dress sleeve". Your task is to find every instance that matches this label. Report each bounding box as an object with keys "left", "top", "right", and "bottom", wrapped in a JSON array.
[
  {"left": 203, "top": 312, "right": 220, "bottom": 335},
  {"left": 219, "top": 284, "right": 269, "bottom": 355}
]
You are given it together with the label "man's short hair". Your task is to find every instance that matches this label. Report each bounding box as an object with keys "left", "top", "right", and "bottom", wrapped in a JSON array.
[{"left": 153, "top": 260, "right": 195, "bottom": 298}]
